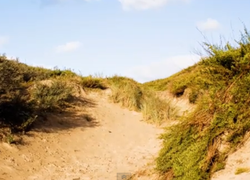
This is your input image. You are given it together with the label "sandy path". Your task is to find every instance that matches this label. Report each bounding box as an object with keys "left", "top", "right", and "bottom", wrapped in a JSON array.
[{"left": 0, "top": 90, "right": 163, "bottom": 180}]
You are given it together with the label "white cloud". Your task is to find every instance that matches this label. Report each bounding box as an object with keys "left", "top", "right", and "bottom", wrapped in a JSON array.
[
  {"left": 123, "top": 54, "right": 201, "bottom": 83},
  {"left": 118, "top": 0, "right": 190, "bottom": 10},
  {"left": 0, "top": 36, "right": 9, "bottom": 48},
  {"left": 196, "top": 18, "right": 220, "bottom": 31},
  {"left": 55, "top": 41, "right": 82, "bottom": 53}
]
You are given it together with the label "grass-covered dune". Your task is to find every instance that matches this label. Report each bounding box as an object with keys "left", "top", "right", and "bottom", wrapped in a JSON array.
[
  {"left": 2, "top": 29, "right": 250, "bottom": 180},
  {"left": 0, "top": 55, "right": 177, "bottom": 136},
  {"left": 143, "top": 29, "right": 250, "bottom": 179}
]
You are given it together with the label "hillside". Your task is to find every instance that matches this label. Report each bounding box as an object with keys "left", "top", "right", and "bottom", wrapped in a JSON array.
[
  {"left": 1, "top": 29, "right": 250, "bottom": 180},
  {"left": 143, "top": 29, "right": 250, "bottom": 179},
  {"left": 0, "top": 55, "right": 178, "bottom": 180}
]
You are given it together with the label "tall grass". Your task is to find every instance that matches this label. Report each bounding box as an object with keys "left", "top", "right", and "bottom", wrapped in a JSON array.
[{"left": 108, "top": 76, "right": 178, "bottom": 124}]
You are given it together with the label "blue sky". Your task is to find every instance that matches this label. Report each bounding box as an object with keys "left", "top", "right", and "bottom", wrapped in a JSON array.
[{"left": 0, "top": 0, "right": 249, "bottom": 82}]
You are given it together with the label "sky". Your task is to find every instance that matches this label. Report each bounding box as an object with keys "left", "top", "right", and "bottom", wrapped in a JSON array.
[{"left": 0, "top": 0, "right": 249, "bottom": 83}]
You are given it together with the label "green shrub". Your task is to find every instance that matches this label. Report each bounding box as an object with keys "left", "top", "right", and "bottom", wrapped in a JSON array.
[
  {"left": 0, "top": 56, "right": 36, "bottom": 132},
  {"left": 31, "top": 80, "right": 74, "bottom": 111}
]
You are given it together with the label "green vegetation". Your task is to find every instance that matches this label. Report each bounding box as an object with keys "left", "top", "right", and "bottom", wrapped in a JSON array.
[
  {"left": 107, "top": 76, "right": 143, "bottom": 111},
  {"left": 2, "top": 28, "right": 250, "bottom": 180},
  {"left": 0, "top": 55, "right": 176, "bottom": 135},
  {"left": 153, "top": 28, "right": 250, "bottom": 179},
  {"left": 81, "top": 75, "right": 107, "bottom": 90},
  {"left": 0, "top": 55, "right": 107, "bottom": 133},
  {"left": 235, "top": 167, "right": 250, "bottom": 175},
  {"left": 107, "top": 75, "right": 178, "bottom": 124}
]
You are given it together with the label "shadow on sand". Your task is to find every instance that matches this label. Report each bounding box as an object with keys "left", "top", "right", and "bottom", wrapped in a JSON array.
[{"left": 30, "top": 96, "right": 100, "bottom": 134}]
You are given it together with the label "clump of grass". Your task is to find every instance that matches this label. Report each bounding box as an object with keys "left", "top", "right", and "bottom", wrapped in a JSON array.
[
  {"left": 49, "top": 68, "right": 77, "bottom": 78},
  {"left": 141, "top": 92, "right": 178, "bottom": 124},
  {"left": 235, "top": 167, "right": 250, "bottom": 175},
  {"left": 31, "top": 80, "right": 74, "bottom": 111},
  {"left": 81, "top": 75, "right": 107, "bottom": 90},
  {"left": 108, "top": 76, "right": 143, "bottom": 111}
]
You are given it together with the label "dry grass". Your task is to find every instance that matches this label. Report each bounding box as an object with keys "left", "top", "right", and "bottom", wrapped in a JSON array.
[{"left": 235, "top": 167, "right": 250, "bottom": 175}]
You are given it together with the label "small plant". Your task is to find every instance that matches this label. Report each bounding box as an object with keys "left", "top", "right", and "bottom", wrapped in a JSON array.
[
  {"left": 235, "top": 167, "right": 250, "bottom": 175},
  {"left": 6, "top": 134, "right": 14, "bottom": 144}
]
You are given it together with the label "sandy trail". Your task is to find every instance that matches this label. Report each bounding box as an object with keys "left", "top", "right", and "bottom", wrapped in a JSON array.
[{"left": 0, "top": 90, "right": 163, "bottom": 180}]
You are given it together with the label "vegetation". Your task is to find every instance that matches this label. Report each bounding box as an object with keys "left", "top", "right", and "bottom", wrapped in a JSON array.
[
  {"left": 154, "top": 28, "right": 250, "bottom": 179},
  {"left": 81, "top": 75, "right": 107, "bottom": 90},
  {"left": 107, "top": 75, "right": 178, "bottom": 124},
  {"left": 235, "top": 167, "right": 250, "bottom": 175},
  {"left": 0, "top": 55, "right": 108, "bottom": 133},
  {"left": 0, "top": 55, "right": 176, "bottom": 135},
  {"left": 2, "top": 27, "right": 250, "bottom": 180}
]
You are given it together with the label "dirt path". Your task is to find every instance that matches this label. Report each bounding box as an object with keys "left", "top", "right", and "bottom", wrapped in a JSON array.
[{"left": 0, "top": 90, "right": 163, "bottom": 180}]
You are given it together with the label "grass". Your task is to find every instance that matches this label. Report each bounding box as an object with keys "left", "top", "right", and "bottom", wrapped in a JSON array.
[
  {"left": 235, "top": 167, "right": 250, "bottom": 175},
  {"left": 30, "top": 80, "right": 74, "bottom": 111},
  {"left": 0, "top": 56, "right": 108, "bottom": 133},
  {"left": 107, "top": 76, "right": 143, "bottom": 111},
  {"left": 154, "top": 28, "right": 250, "bottom": 179},
  {"left": 107, "top": 75, "right": 178, "bottom": 124},
  {"left": 81, "top": 75, "right": 107, "bottom": 90},
  {"left": 0, "top": 56, "right": 176, "bottom": 136},
  {"left": 2, "top": 28, "right": 250, "bottom": 180},
  {"left": 141, "top": 92, "right": 178, "bottom": 124}
]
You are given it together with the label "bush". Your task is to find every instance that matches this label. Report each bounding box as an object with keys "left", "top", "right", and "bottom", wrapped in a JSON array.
[
  {"left": 0, "top": 56, "right": 37, "bottom": 132},
  {"left": 31, "top": 80, "right": 74, "bottom": 111}
]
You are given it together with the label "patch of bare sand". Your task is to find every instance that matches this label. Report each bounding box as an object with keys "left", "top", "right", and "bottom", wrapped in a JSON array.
[
  {"left": 157, "top": 90, "right": 195, "bottom": 117},
  {"left": 0, "top": 90, "right": 163, "bottom": 180},
  {"left": 212, "top": 136, "right": 250, "bottom": 180}
]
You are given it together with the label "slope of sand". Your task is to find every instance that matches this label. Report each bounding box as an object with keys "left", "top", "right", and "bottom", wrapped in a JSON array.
[
  {"left": 0, "top": 90, "right": 163, "bottom": 180},
  {"left": 212, "top": 136, "right": 250, "bottom": 180}
]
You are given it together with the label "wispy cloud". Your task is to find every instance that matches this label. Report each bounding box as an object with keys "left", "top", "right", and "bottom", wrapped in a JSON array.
[
  {"left": 118, "top": 0, "right": 190, "bottom": 11},
  {"left": 196, "top": 18, "right": 220, "bottom": 31},
  {"left": 0, "top": 36, "right": 9, "bottom": 48},
  {"left": 124, "top": 54, "right": 200, "bottom": 83},
  {"left": 55, "top": 41, "right": 82, "bottom": 53}
]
